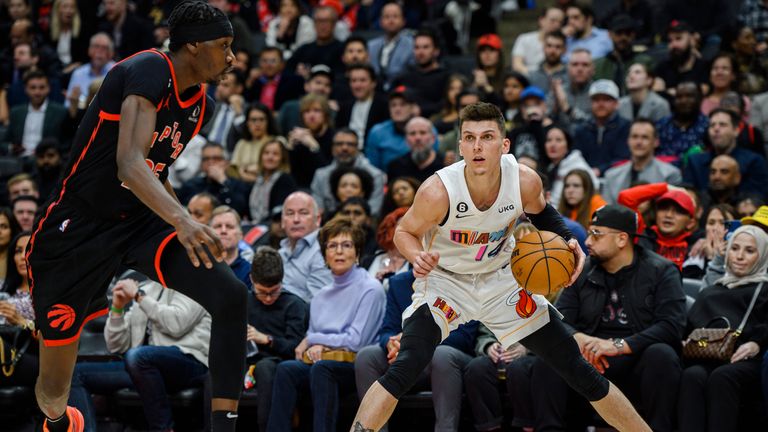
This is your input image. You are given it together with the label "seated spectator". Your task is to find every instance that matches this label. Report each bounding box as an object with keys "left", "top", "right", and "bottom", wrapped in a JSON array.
[
  {"left": 661, "top": 0, "right": 731, "bottom": 61},
  {"left": 355, "top": 269, "right": 481, "bottom": 432},
  {"left": 430, "top": 74, "right": 469, "bottom": 135},
  {"left": 736, "top": 193, "right": 765, "bottom": 219},
  {"left": 177, "top": 142, "right": 251, "bottom": 217},
  {"left": 97, "top": 0, "right": 153, "bottom": 60},
  {"left": 378, "top": 177, "right": 420, "bottom": 223},
  {"left": 599, "top": 0, "right": 655, "bottom": 47},
  {"left": 548, "top": 48, "right": 595, "bottom": 126},
  {"left": 531, "top": 204, "right": 685, "bottom": 432},
  {"left": 703, "top": 154, "right": 742, "bottom": 207},
  {"left": 392, "top": 28, "right": 450, "bottom": 118},
  {"left": 653, "top": 21, "right": 710, "bottom": 94},
  {"left": 726, "top": 24, "right": 768, "bottom": 95},
  {"left": 31, "top": 138, "right": 62, "bottom": 202},
  {"left": 4, "top": 70, "right": 68, "bottom": 157},
  {"left": 335, "top": 197, "right": 378, "bottom": 265},
  {"left": 563, "top": 4, "right": 613, "bottom": 61},
  {"left": 0, "top": 232, "right": 38, "bottom": 388},
  {"left": 471, "top": 33, "right": 505, "bottom": 104},
  {"left": 64, "top": 33, "right": 114, "bottom": 109},
  {"left": 508, "top": 85, "right": 555, "bottom": 166},
  {"left": 246, "top": 47, "right": 305, "bottom": 111},
  {"left": 0, "top": 208, "right": 21, "bottom": 286},
  {"left": 335, "top": 64, "right": 389, "bottom": 148},
  {"left": 528, "top": 30, "right": 568, "bottom": 96},
  {"left": 6, "top": 173, "right": 38, "bottom": 203},
  {"left": 200, "top": 69, "right": 245, "bottom": 152},
  {"left": 327, "top": 166, "right": 374, "bottom": 218},
  {"left": 499, "top": 72, "right": 529, "bottom": 133},
  {"left": 49, "top": 0, "right": 89, "bottom": 70},
  {"left": 331, "top": 36, "right": 370, "bottom": 102},
  {"left": 557, "top": 169, "right": 606, "bottom": 230},
  {"left": 618, "top": 63, "right": 671, "bottom": 122},
  {"left": 268, "top": 218, "right": 386, "bottom": 432},
  {"left": 678, "top": 225, "right": 768, "bottom": 432},
  {"left": 286, "top": 94, "right": 336, "bottom": 188},
  {"left": 279, "top": 192, "right": 332, "bottom": 302},
  {"left": 12, "top": 195, "right": 37, "bottom": 232},
  {"left": 511, "top": 6, "right": 565, "bottom": 75},
  {"left": 311, "top": 129, "right": 385, "bottom": 217},
  {"left": 284, "top": 4, "right": 344, "bottom": 76},
  {"left": 387, "top": 117, "right": 445, "bottom": 183},
  {"left": 618, "top": 183, "right": 698, "bottom": 273},
  {"left": 248, "top": 138, "right": 297, "bottom": 224},
  {"left": 367, "top": 2, "right": 415, "bottom": 91},
  {"left": 593, "top": 14, "right": 654, "bottom": 95},
  {"left": 656, "top": 81, "right": 709, "bottom": 162},
  {"left": 210, "top": 206, "right": 252, "bottom": 286},
  {"left": 719, "top": 91, "right": 766, "bottom": 157},
  {"left": 573, "top": 79, "right": 631, "bottom": 175},
  {"left": 687, "top": 203, "right": 735, "bottom": 277},
  {"left": 245, "top": 246, "right": 308, "bottom": 432},
  {"left": 265, "top": 0, "right": 315, "bottom": 60},
  {"left": 187, "top": 192, "right": 218, "bottom": 225},
  {"left": 739, "top": 0, "right": 768, "bottom": 53},
  {"left": 279, "top": 64, "right": 335, "bottom": 138},
  {"left": 684, "top": 109, "right": 768, "bottom": 197},
  {"left": 365, "top": 86, "right": 418, "bottom": 171},
  {"left": 71, "top": 277, "right": 211, "bottom": 432},
  {"left": 701, "top": 53, "right": 751, "bottom": 117},
  {"left": 231, "top": 103, "right": 277, "bottom": 181},
  {"left": 366, "top": 207, "right": 409, "bottom": 287},
  {"left": 545, "top": 125, "right": 597, "bottom": 208},
  {"left": 603, "top": 119, "right": 682, "bottom": 204}
]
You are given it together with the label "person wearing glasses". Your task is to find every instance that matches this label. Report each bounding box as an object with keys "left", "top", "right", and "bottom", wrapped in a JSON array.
[
  {"left": 177, "top": 142, "right": 252, "bottom": 218},
  {"left": 245, "top": 246, "right": 308, "bottom": 432},
  {"left": 530, "top": 204, "right": 686, "bottom": 432},
  {"left": 268, "top": 217, "right": 385, "bottom": 432}
]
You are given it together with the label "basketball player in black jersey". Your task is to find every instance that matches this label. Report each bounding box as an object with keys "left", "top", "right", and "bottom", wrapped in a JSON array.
[{"left": 27, "top": 3, "right": 247, "bottom": 431}]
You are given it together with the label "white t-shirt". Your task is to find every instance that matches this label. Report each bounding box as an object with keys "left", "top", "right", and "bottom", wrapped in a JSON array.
[
  {"left": 512, "top": 31, "right": 543, "bottom": 72},
  {"left": 426, "top": 154, "right": 524, "bottom": 274}
]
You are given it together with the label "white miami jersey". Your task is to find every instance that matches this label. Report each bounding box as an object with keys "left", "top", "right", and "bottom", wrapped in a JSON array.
[{"left": 426, "top": 154, "right": 524, "bottom": 274}]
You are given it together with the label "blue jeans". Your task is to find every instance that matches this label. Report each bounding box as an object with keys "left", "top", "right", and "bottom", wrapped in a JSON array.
[
  {"left": 267, "top": 359, "right": 356, "bottom": 432},
  {"left": 124, "top": 345, "right": 208, "bottom": 430},
  {"left": 69, "top": 361, "right": 134, "bottom": 432}
]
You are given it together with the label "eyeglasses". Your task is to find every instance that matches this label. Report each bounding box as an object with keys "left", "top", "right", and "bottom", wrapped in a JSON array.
[
  {"left": 587, "top": 229, "right": 623, "bottom": 239},
  {"left": 255, "top": 289, "right": 281, "bottom": 299},
  {"left": 326, "top": 241, "right": 355, "bottom": 251},
  {"left": 333, "top": 141, "right": 358, "bottom": 147}
]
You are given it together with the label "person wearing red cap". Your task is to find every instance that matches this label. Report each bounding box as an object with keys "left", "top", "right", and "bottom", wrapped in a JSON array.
[
  {"left": 473, "top": 33, "right": 505, "bottom": 103},
  {"left": 618, "top": 182, "right": 700, "bottom": 275}
]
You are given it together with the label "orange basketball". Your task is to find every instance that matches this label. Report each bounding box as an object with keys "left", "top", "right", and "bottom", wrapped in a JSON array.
[{"left": 510, "top": 230, "right": 575, "bottom": 296}]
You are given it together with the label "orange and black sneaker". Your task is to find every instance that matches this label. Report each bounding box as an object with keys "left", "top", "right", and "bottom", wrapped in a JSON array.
[{"left": 43, "top": 406, "right": 84, "bottom": 432}]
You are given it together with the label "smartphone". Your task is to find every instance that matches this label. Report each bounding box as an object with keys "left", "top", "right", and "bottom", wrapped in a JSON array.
[{"left": 724, "top": 220, "right": 742, "bottom": 241}]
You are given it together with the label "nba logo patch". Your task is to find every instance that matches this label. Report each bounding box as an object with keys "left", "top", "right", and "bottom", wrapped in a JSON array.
[
  {"left": 433, "top": 297, "right": 459, "bottom": 323},
  {"left": 59, "top": 219, "right": 71, "bottom": 232}
]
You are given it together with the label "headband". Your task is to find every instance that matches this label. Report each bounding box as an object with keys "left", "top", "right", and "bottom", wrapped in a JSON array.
[{"left": 170, "top": 15, "right": 234, "bottom": 45}]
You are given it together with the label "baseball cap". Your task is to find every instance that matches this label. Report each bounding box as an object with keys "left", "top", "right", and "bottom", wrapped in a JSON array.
[
  {"left": 477, "top": 33, "right": 502, "bottom": 51},
  {"left": 668, "top": 20, "right": 693, "bottom": 34},
  {"left": 609, "top": 14, "right": 637, "bottom": 32},
  {"left": 309, "top": 64, "right": 333, "bottom": 81},
  {"left": 590, "top": 205, "right": 638, "bottom": 235},
  {"left": 589, "top": 79, "right": 620, "bottom": 100},
  {"left": 742, "top": 205, "right": 768, "bottom": 229},
  {"left": 520, "top": 86, "right": 546, "bottom": 101},
  {"left": 318, "top": 0, "right": 344, "bottom": 16},
  {"left": 656, "top": 190, "right": 695, "bottom": 217},
  {"left": 389, "top": 85, "right": 414, "bottom": 103}
]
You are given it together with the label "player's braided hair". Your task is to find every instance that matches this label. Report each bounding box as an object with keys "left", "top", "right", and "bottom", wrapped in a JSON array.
[{"left": 168, "top": 1, "right": 228, "bottom": 52}]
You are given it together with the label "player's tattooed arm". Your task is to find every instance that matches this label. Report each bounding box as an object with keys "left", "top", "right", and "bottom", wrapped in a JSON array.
[{"left": 352, "top": 422, "right": 374, "bottom": 432}]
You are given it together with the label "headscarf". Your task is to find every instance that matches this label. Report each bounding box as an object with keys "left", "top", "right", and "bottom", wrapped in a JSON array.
[{"left": 716, "top": 225, "right": 768, "bottom": 289}]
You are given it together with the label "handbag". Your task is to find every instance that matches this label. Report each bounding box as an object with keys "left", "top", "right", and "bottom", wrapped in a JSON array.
[
  {"left": 683, "top": 282, "right": 763, "bottom": 362},
  {"left": 302, "top": 349, "right": 356, "bottom": 364},
  {"left": 0, "top": 325, "right": 32, "bottom": 377}
]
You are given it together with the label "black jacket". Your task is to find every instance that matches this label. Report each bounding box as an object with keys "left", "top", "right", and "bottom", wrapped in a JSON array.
[
  {"left": 336, "top": 93, "right": 390, "bottom": 141},
  {"left": 556, "top": 246, "right": 687, "bottom": 354}
]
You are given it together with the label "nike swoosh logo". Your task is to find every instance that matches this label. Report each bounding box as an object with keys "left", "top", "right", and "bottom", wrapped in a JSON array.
[
  {"left": 455, "top": 214, "right": 474, "bottom": 219},
  {"left": 226, "top": 412, "right": 238, "bottom": 419}
]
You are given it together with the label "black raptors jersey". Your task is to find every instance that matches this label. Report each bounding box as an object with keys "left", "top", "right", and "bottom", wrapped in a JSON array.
[{"left": 56, "top": 49, "right": 214, "bottom": 220}]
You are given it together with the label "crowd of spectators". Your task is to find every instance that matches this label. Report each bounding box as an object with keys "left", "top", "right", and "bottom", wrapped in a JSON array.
[{"left": 2, "top": 0, "right": 768, "bottom": 430}]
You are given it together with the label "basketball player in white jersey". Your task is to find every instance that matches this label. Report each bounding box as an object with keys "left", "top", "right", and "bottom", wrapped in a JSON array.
[{"left": 350, "top": 103, "right": 651, "bottom": 431}]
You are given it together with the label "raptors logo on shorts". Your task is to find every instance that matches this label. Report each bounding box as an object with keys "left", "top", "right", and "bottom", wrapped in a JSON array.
[{"left": 47, "top": 304, "right": 77, "bottom": 331}]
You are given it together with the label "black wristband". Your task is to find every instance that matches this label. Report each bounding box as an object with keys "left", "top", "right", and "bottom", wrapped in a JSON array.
[{"left": 526, "top": 204, "right": 574, "bottom": 241}]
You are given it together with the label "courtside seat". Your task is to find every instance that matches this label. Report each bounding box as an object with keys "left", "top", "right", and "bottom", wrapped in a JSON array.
[{"left": 682, "top": 278, "right": 703, "bottom": 299}]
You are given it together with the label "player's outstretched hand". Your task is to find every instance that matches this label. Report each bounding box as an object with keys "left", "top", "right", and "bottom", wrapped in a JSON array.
[
  {"left": 566, "top": 239, "right": 585, "bottom": 287},
  {"left": 175, "top": 218, "right": 224, "bottom": 269},
  {"left": 413, "top": 251, "right": 439, "bottom": 278}
]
